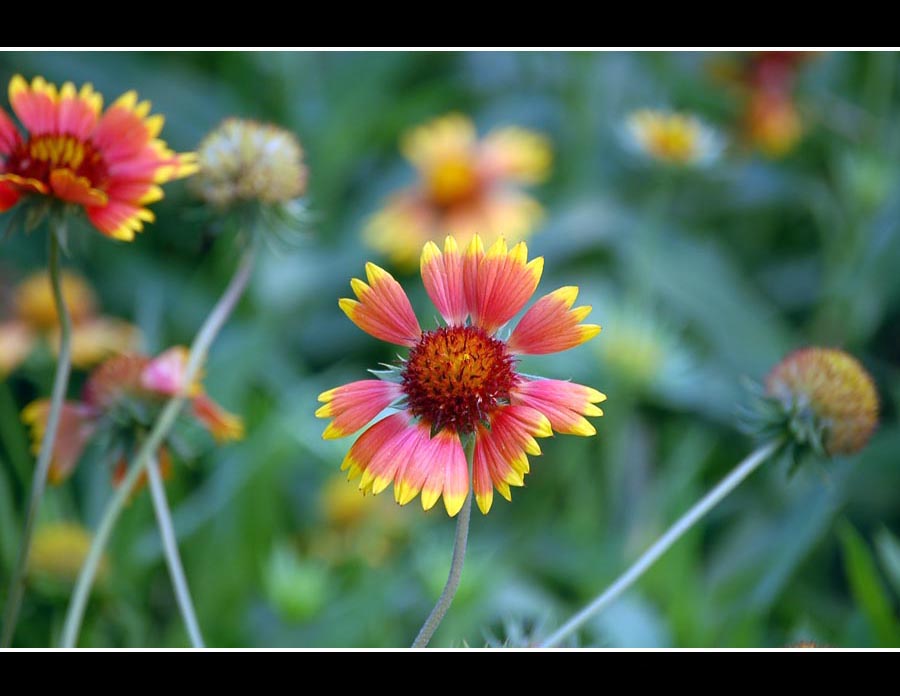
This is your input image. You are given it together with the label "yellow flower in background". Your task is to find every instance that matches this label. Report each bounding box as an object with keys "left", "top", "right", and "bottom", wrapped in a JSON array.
[
  {"left": 0, "top": 271, "right": 139, "bottom": 375},
  {"left": 625, "top": 109, "right": 723, "bottom": 166},
  {"left": 311, "top": 473, "right": 408, "bottom": 567},
  {"left": 27, "top": 522, "right": 108, "bottom": 585},
  {"left": 365, "top": 113, "right": 551, "bottom": 268},
  {"left": 192, "top": 118, "right": 307, "bottom": 208}
]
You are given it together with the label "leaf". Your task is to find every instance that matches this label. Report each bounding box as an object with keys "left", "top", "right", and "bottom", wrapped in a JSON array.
[
  {"left": 837, "top": 520, "right": 900, "bottom": 647},
  {"left": 875, "top": 528, "right": 900, "bottom": 597}
]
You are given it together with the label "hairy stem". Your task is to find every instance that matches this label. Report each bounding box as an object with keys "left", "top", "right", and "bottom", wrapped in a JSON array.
[{"left": 412, "top": 438, "right": 475, "bottom": 648}]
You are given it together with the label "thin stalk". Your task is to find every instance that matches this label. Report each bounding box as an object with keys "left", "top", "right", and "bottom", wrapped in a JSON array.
[
  {"left": 60, "top": 245, "right": 256, "bottom": 648},
  {"left": 540, "top": 440, "right": 781, "bottom": 648},
  {"left": 146, "top": 453, "right": 204, "bottom": 647},
  {"left": 412, "top": 438, "right": 475, "bottom": 648},
  {"left": 1, "top": 229, "right": 73, "bottom": 647}
]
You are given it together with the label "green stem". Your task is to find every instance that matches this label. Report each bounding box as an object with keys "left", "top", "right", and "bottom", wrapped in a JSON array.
[
  {"left": 60, "top": 245, "right": 256, "bottom": 648},
  {"left": 540, "top": 440, "right": 781, "bottom": 648},
  {"left": 146, "top": 453, "right": 204, "bottom": 648},
  {"left": 1, "top": 229, "right": 73, "bottom": 647},
  {"left": 411, "top": 437, "right": 475, "bottom": 648}
]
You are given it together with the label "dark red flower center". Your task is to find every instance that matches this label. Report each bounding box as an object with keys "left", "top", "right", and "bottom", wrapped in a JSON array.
[
  {"left": 402, "top": 325, "right": 517, "bottom": 434},
  {"left": 5, "top": 135, "right": 108, "bottom": 190}
]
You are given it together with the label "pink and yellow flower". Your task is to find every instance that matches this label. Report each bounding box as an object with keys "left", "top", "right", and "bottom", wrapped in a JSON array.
[
  {"left": 0, "top": 75, "right": 196, "bottom": 240},
  {"left": 0, "top": 270, "right": 139, "bottom": 375},
  {"left": 22, "top": 346, "right": 243, "bottom": 485},
  {"left": 364, "top": 114, "right": 551, "bottom": 268},
  {"left": 318, "top": 235, "right": 604, "bottom": 516}
]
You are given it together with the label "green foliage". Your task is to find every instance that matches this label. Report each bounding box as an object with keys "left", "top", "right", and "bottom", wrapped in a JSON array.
[{"left": 1, "top": 51, "right": 898, "bottom": 648}]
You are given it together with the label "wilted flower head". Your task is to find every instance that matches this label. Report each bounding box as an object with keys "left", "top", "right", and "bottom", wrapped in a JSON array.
[
  {"left": 22, "top": 346, "right": 243, "bottom": 485},
  {"left": 193, "top": 118, "right": 307, "bottom": 208},
  {"left": 624, "top": 109, "right": 723, "bottom": 166},
  {"left": 764, "top": 348, "right": 878, "bottom": 457},
  {"left": 317, "top": 235, "right": 604, "bottom": 516},
  {"left": 365, "top": 113, "right": 551, "bottom": 268},
  {"left": 27, "top": 522, "right": 108, "bottom": 585},
  {"left": 0, "top": 270, "right": 138, "bottom": 375},
  {"left": 0, "top": 75, "right": 196, "bottom": 240}
]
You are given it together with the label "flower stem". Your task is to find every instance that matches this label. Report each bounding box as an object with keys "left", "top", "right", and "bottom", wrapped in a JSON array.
[
  {"left": 1, "top": 229, "right": 72, "bottom": 648},
  {"left": 539, "top": 439, "right": 782, "bottom": 648},
  {"left": 146, "top": 453, "right": 205, "bottom": 647},
  {"left": 60, "top": 245, "right": 256, "bottom": 648},
  {"left": 411, "top": 437, "right": 475, "bottom": 648}
]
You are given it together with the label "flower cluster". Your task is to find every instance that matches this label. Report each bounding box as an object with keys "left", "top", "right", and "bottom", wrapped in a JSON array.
[
  {"left": 0, "top": 271, "right": 138, "bottom": 375},
  {"left": 22, "top": 347, "right": 244, "bottom": 485},
  {"left": 365, "top": 114, "right": 551, "bottom": 267},
  {"left": 318, "top": 235, "right": 604, "bottom": 515},
  {"left": 0, "top": 75, "right": 196, "bottom": 240}
]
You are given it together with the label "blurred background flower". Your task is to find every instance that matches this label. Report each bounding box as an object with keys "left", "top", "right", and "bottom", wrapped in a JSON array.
[
  {"left": 364, "top": 113, "right": 551, "bottom": 268},
  {"left": 0, "top": 270, "right": 139, "bottom": 375}
]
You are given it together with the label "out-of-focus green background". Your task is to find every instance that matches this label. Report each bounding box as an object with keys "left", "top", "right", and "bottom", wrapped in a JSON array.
[{"left": 1, "top": 51, "right": 899, "bottom": 648}]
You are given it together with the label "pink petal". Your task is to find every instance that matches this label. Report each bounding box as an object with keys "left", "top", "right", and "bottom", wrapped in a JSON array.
[
  {"left": 507, "top": 286, "right": 601, "bottom": 355},
  {"left": 0, "top": 105, "right": 21, "bottom": 155},
  {"left": 472, "top": 405, "right": 551, "bottom": 514},
  {"left": 8, "top": 75, "right": 57, "bottom": 136},
  {"left": 341, "top": 412, "right": 409, "bottom": 484},
  {"left": 420, "top": 236, "right": 467, "bottom": 325},
  {"left": 339, "top": 262, "right": 421, "bottom": 347},
  {"left": 511, "top": 378, "right": 606, "bottom": 436},
  {"left": 470, "top": 237, "right": 543, "bottom": 334},
  {"left": 316, "top": 379, "right": 402, "bottom": 439},
  {"left": 21, "top": 400, "right": 97, "bottom": 484}
]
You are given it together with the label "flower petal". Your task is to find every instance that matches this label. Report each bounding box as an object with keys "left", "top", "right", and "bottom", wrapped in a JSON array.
[
  {"left": 0, "top": 180, "right": 21, "bottom": 211},
  {"left": 0, "top": 106, "right": 21, "bottom": 155},
  {"left": 472, "top": 405, "right": 551, "bottom": 514},
  {"left": 0, "top": 321, "right": 35, "bottom": 375},
  {"left": 479, "top": 126, "right": 552, "bottom": 183},
  {"left": 421, "top": 236, "right": 467, "bottom": 325},
  {"left": 358, "top": 417, "right": 421, "bottom": 496},
  {"left": 9, "top": 75, "right": 58, "bottom": 136},
  {"left": 507, "top": 286, "right": 601, "bottom": 355},
  {"left": 141, "top": 346, "right": 201, "bottom": 397},
  {"left": 21, "top": 400, "right": 96, "bottom": 484},
  {"left": 470, "top": 237, "right": 543, "bottom": 334},
  {"left": 340, "top": 412, "right": 409, "bottom": 484},
  {"left": 394, "top": 428, "right": 468, "bottom": 515},
  {"left": 511, "top": 378, "right": 606, "bottom": 436},
  {"left": 339, "top": 262, "right": 421, "bottom": 347},
  {"left": 49, "top": 168, "right": 108, "bottom": 207},
  {"left": 86, "top": 199, "right": 155, "bottom": 241},
  {"left": 193, "top": 394, "right": 245, "bottom": 443},
  {"left": 66, "top": 317, "right": 140, "bottom": 369},
  {"left": 56, "top": 81, "right": 102, "bottom": 140},
  {"left": 317, "top": 379, "right": 403, "bottom": 439}
]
